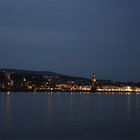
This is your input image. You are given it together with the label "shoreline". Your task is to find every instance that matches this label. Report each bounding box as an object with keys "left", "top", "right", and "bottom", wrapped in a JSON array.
[{"left": 0, "top": 89, "right": 140, "bottom": 93}]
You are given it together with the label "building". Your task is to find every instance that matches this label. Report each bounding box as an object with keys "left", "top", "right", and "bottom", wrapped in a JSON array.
[{"left": 91, "top": 73, "right": 97, "bottom": 91}]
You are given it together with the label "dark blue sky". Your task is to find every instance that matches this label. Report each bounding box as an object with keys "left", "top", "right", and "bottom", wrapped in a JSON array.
[{"left": 0, "top": 0, "right": 140, "bottom": 81}]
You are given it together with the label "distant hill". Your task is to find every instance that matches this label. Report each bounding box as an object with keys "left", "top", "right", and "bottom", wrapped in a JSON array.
[
  {"left": 0, "top": 68, "right": 90, "bottom": 80},
  {"left": 0, "top": 68, "right": 139, "bottom": 86},
  {"left": 0, "top": 68, "right": 140, "bottom": 92},
  {"left": 0, "top": 68, "right": 63, "bottom": 76}
]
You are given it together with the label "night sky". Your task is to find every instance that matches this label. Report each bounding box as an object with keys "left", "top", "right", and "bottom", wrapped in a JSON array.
[{"left": 0, "top": 0, "right": 140, "bottom": 82}]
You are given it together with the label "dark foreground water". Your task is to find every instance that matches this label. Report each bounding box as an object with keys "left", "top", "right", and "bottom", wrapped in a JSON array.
[{"left": 0, "top": 92, "right": 140, "bottom": 140}]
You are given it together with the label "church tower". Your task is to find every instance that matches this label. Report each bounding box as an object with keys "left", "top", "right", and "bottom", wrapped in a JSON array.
[{"left": 91, "top": 73, "right": 97, "bottom": 91}]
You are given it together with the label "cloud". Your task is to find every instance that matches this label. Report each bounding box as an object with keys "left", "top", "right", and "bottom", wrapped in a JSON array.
[{"left": 0, "top": 0, "right": 140, "bottom": 81}]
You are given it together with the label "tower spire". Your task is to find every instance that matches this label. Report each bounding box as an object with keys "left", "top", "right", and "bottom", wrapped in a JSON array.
[{"left": 91, "top": 73, "right": 97, "bottom": 92}]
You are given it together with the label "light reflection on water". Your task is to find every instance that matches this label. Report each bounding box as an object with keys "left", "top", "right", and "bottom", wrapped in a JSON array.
[{"left": 0, "top": 92, "right": 140, "bottom": 140}]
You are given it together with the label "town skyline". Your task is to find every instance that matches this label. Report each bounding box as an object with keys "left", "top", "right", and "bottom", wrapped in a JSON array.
[
  {"left": 0, "top": 68, "right": 140, "bottom": 83},
  {"left": 0, "top": 68, "right": 140, "bottom": 92},
  {"left": 0, "top": 67, "right": 139, "bottom": 83}
]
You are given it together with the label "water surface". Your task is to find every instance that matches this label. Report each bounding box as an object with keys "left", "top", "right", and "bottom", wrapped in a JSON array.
[{"left": 0, "top": 92, "right": 140, "bottom": 140}]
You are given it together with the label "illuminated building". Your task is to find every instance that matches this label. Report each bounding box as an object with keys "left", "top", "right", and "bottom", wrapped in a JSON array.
[
  {"left": 5, "top": 72, "right": 11, "bottom": 81},
  {"left": 4, "top": 72, "right": 14, "bottom": 91},
  {"left": 91, "top": 73, "right": 97, "bottom": 91}
]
